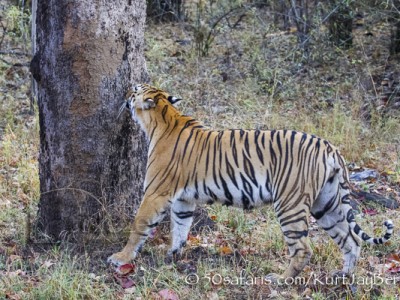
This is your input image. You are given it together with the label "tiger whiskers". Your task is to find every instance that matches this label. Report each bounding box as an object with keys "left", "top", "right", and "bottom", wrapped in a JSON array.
[{"left": 117, "top": 101, "right": 129, "bottom": 119}]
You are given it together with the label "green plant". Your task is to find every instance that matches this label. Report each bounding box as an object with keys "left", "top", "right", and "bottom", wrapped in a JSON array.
[{"left": 5, "top": 5, "right": 30, "bottom": 41}]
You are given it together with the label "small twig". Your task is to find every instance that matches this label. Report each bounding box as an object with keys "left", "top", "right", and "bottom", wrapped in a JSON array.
[
  {"left": 0, "top": 50, "right": 31, "bottom": 57},
  {"left": 227, "top": 12, "right": 247, "bottom": 29},
  {"left": 0, "top": 20, "right": 6, "bottom": 49},
  {"left": 321, "top": 0, "right": 354, "bottom": 24},
  {"left": 290, "top": 0, "right": 304, "bottom": 29},
  {"left": 203, "top": 4, "right": 246, "bottom": 55}
]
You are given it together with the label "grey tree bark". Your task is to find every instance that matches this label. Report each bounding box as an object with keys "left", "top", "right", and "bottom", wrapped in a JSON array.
[
  {"left": 32, "top": 0, "right": 148, "bottom": 241},
  {"left": 30, "top": 0, "right": 37, "bottom": 113}
]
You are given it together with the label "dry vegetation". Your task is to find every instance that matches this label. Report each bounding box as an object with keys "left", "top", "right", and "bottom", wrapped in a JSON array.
[{"left": 1, "top": 0, "right": 400, "bottom": 299}]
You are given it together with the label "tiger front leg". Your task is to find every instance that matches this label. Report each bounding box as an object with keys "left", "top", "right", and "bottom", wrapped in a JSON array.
[
  {"left": 107, "top": 194, "right": 170, "bottom": 267},
  {"left": 167, "top": 199, "right": 196, "bottom": 257}
]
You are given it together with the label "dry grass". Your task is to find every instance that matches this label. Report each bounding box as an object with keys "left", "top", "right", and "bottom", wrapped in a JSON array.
[{"left": 1, "top": 1, "right": 400, "bottom": 299}]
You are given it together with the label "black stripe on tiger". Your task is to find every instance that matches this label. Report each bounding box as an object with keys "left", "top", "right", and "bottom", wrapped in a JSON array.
[
  {"left": 173, "top": 210, "right": 194, "bottom": 219},
  {"left": 225, "top": 153, "right": 238, "bottom": 188},
  {"left": 254, "top": 130, "right": 264, "bottom": 165},
  {"left": 219, "top": 170, "right": 233, "bottom": 205},
  {"left": 243, "top": 153, "right": 257, "bottom": 186}
]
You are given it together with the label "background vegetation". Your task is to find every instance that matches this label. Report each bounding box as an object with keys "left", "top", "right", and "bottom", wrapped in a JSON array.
[{"left": 1, "top": 0, "right": 399, "bottom": 298}]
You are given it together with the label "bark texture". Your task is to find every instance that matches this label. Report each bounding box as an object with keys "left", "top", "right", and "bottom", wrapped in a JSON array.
[{"left": 34, "top": 0, "right": 148, "bottom": 240}]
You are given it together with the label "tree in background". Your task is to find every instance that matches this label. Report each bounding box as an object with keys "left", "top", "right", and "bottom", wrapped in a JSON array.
[
  {"left": 390, "top": 0, "right": 400, "bottom": 55},
  {"left": 289, "top": 0, "right": 312, "bottom": 56},
  {"left": 147, "top": 0, "right": 185, "bottom": 22},
  {"left": 286, "top": 0, "right": 354, "bottom": 57},
  {"left": 32, "top": 0, "right": 148, "bottom": 242},
  {"left": 327, "top": 0, "right": 353, "bottom": 49}
]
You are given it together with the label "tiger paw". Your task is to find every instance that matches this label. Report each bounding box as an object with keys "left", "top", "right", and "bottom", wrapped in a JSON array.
[
  {"left": 107, "top": 251, "right": 133, "bottom": 267},
  {"left": 166, "top": 243, "right": 185, "bottom": 258},
  {"left": 165, "top": 247, "right": 183, "bottom": 264}
]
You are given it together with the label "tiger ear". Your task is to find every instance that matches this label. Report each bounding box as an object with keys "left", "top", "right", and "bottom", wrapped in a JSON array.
[
  {"left": 167, "top": 96, "right": 182, "bottom": 107},
  {"left": 143, "top": 98, "right": 156, "bottom": 109}
]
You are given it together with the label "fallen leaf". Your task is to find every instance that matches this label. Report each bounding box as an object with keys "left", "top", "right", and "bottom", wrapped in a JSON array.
[
  {"left": 219, "top": 245, "right": 233, "bottom": 255},
  {"left": 187, "top": 235, "right": 200, "bottom": 245},
  {"left": 41, "top": 260, "right": 55, "bottom": 269},
  {"left": 210, "top": 215, "right": 217, "bottom": 221},
  {"left": 387, "top": 253, "right": 400, "bottom": 263},
  {"left": 362, "top": 208, "right": 378, "bottom": 216},
  {"left": 113, "top": 272, "right": 135, "bottom": 289},
  {"left": 158, "top": 288, "right": 179, "bottom": 300},
  {"left": 124, "top": 286, "right": 136, "bottom": 294},
  {"left": 113, "top": 263, "right": 136, "bottom": 289},
  {"left": 121, "top": 277, "right": 135, "bottom": 289},
  {"left": 118, "top": 263, "right": 135, "bottom": 275},
  {"left": 386, "top": 253, "right": 400, "bottom": 274},
  {"left": 387, "top": 264, "right": 400, "bottom": 274}
]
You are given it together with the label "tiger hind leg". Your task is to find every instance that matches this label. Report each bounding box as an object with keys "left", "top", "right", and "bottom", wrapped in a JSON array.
[
  {"left": 168, "top": 199, "right": 196, "bottom": 256},
  {"left": 311, "top": 177, "right": 361, "bottom": 275},
  {"left": 314, "top": 207, "right": 361, "bottom": 274}
]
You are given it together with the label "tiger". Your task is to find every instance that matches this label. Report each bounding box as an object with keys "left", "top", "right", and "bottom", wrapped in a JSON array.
[{"left": 108, "top": 83, "right": 393, "bottom": 281}]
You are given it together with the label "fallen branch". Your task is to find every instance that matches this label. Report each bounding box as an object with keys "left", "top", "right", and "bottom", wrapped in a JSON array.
[{"left": 352, "top": 190, "right": 399, "bottom": 209}]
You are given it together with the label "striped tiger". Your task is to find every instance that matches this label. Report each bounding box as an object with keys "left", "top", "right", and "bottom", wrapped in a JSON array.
[{"left": 108, "top": 83, "right": 393, "bottom": 281}]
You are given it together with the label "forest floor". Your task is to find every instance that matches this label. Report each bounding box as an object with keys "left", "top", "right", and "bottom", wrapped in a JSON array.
[{"left": 1, "top": 1, "right": 400, "bottom": 299}]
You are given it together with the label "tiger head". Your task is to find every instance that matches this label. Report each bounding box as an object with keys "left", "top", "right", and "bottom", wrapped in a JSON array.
[{"left": 118, "top": 84, "right": 181, "bottom": 121}]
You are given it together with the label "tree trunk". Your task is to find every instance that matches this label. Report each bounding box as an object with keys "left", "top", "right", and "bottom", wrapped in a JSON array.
[
  {"left": 390, "top": 1, "right": 400, "bottom": 55},
  {"left": 289, "top": 0, "right": 311, "bottom": 58},
  {"left": 30, "top": 0, "right": 37, "bottom": 113},
  {"left": 271, "top": 0, "right": 290, "bottom": 30},
  {"left": 390, "top": 20, "right": 400, "bottom": 54},
  {"left": 327, "top": 0, "right": 353, "bottom": 49},
  {"left": 32, "top": 0, "right": 149, "bottom": 242}
]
